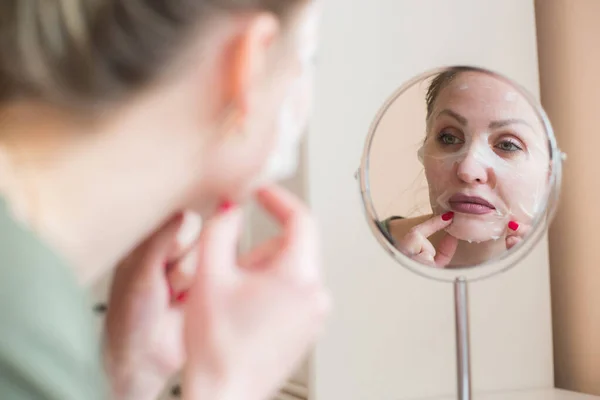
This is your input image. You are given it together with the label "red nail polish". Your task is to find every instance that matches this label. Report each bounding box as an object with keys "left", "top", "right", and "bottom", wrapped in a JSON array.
[
  {"left": 218, "top": 201, "right": 234, "bottom": 213},
  {"left": 175, "top": 291, "right": 188, "bottom": 303},
  {"left": 508, "top": 221, "right": 519, "bottom": 231},
  {"left": 442, "top": 212, "right": 454, "bottom": 221}
]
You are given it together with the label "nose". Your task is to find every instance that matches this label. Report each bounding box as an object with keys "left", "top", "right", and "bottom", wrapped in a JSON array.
[{"left": 456, "top": 149, "right": 490, "bottom": 184}]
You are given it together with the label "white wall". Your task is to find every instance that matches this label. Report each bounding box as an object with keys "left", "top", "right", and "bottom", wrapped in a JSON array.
[{"left": 307, "top": 1, "right": 553, "bottom": 399}]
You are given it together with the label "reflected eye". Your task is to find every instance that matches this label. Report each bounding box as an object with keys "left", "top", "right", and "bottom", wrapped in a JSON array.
[
  {"left": 437, "top": 132, "right": 463, "bottom": 146},
  {"left": 495, "top": 140, "right": 522, "bottom": 152}
]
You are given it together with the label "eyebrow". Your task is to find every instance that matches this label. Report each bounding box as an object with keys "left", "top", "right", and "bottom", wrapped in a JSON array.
[
  {"left": 437, "top": 109, "right": 467, "bottom": 126},
  {"left": 436, "top": 109, "right": 533, "bottom": 130},
  {"left": 488, "top": 118, "right": 532, "bottom": 129}
]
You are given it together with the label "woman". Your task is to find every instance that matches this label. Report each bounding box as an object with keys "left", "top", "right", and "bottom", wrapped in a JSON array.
[
  {"left": 385, "top": 67, "right": 550, "bottom": 268},
  {"left": 0, "top": 1, "right": 329, "bottom": 399}
]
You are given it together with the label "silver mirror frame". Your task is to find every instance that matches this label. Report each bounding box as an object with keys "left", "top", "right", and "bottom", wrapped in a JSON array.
[{"left": 356, "top": 65, "right": 564, "bottom": 283}]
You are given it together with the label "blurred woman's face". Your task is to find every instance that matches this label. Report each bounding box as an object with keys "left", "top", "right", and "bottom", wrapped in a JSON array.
[
  {"left": 252, "top": 2, "right": 320, "bottom": 185},
  {"left": 421, "top": 72, "right": 550, "bottom": 243},
  {"left": 199, "top": 1, "right": 320, "bottom": 207}
]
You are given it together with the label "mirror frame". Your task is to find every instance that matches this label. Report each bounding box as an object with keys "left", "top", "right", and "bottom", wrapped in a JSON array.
[{"left": 356, "top": 65, "right": 564, "bottom": 282}]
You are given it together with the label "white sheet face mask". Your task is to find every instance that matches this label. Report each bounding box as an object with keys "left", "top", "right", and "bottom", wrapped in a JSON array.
[
  {"left": 419, "top": 128, "right": 549, "bottom": 243},
  {"left": 259, "top": 4, "right": 320, "bottom": 182}
]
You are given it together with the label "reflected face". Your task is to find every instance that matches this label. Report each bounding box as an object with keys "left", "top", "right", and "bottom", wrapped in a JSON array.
[{"left": 422, "top": 72, "right": 550, "bottom": 243}]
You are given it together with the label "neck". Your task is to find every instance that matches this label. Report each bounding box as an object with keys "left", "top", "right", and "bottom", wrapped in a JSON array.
[
  {"left": 449, "top": 236, "right": 507, "bottom": 267},
  {"left": 0, "top": 102, "right": 210, "bottom": 285}
]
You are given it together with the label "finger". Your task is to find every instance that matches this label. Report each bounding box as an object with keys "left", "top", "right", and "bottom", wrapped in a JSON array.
[
  {"left": 255, "top": 185, "right": 314, "bottom": 248},
  {"left": 176, "top": 212, "right": 203, "bottom": 249},
  {"left": 506, "top": 235, "right": 521, "bottom": 250},
  {"left": 419, "top": 236, "right": 437, "bottom": 257},
  {"left": 196, "top": 206, "right": 244, "bottom": 288},
  {"left": 167, "top": 211, "right": 203, "bottom": 269},
  {"left": 255, "top": 186, "right": 320, "bottom": 282},
  {"left": 434, "top": 233, "right": 459, "bottom": 268},
  {"left": 238, "top": 236, "right": 283, "bottom": 270},
  {"left": 163, "top": 213, "right": 204, "bottom": 299},
  {"left": 166, "top": 247, "right": 199, "bottom": 298},
  {"left": 413, "top": 252, "right": 436, "bottom": 266},
  {"left": 139, "top": 213, "right": 185, "bottom": 278},
  {"left": 507, "top": 220, "right": 531, "bottom": 238},
  {"left": 401, "top": 234, "right": 435, "bottom": 259},
  {"left": 398, "top": 232, "right": 434, "bottom": 257},
  {"left": 412, "top": 212, "right": 454, "bottom": 238}
]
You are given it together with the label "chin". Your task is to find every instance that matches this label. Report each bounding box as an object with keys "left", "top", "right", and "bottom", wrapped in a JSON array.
[
  {"left": 445, "top": 214, "right": 506, "bottom": 243},
  {"left": 254, "top": 152, "right": 300, "bottom": 186}
]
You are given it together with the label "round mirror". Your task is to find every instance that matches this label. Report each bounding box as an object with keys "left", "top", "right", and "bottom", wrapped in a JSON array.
[{"left": 358, "top": 66, "right": 563, "bottom": 282}]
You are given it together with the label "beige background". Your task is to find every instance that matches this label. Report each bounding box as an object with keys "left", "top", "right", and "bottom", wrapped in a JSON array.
[
  {"left": 536, "top": 0, "right": 600, "bottom": 396},
  {"left": 307, "top": 0, "right": 553, "bottom": 399},
  {"left": 369, "top": 80, "right": 432, "bottom": 219}
]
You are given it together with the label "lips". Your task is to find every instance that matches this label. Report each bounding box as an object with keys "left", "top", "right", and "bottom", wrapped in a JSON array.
[{"left": 448, "top": 193, "right": 496, "bottom": 215}]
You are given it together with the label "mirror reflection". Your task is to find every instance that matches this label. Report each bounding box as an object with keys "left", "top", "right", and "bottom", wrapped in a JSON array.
[{"left": 367, "top": 67, "right": 553, "bottom": 269}]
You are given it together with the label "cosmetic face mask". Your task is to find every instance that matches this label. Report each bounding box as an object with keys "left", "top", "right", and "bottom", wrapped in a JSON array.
[
  {"left": 418, "top": 128, "right": 549, "bottom": 243},
  {"left": 259, "top": 4, "right": 319, "bottom": 182}
]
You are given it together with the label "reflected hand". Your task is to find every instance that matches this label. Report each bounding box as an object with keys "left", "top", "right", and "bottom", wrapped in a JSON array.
[
  {"left": 394, "top": 212, "right": 459, "bottom": 268},
  {"left": 505, "top": 220, "right": 531, "bottom": 250},
  {"left": 183, "top": 185, "right": 331, "bottom": 400}
]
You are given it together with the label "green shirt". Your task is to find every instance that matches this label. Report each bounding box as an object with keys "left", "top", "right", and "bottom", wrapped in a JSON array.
[{"left": 0, "top": 198, "right": 106, "bottom": 399}]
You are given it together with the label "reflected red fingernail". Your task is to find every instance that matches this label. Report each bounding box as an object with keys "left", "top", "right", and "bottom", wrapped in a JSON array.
[
  {"left": 442, "top": 212, "right": 454, "bottom": 221},
  {"left": 218, "top": 201, "right": 234, "bottom": 213},
  {"left": 508, "top": 221, "right": 519, "bottom": 231},
  {"left": 175, "top": 291, "right": 188, "bottom": 303}
]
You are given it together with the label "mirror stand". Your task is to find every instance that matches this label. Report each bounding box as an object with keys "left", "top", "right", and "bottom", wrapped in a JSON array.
[
  {"left": 359, "top": 65, "right": 563, "bottom": 400},
  {"left": 454, "top": 277, "right": 472, "bottom": 400}
]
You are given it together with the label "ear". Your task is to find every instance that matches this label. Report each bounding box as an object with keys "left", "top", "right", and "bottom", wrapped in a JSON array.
[{"left": 221, "top": 13, "right": 280, "bottom": 122}]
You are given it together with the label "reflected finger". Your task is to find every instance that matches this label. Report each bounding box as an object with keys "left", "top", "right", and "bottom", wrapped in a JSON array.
[
  {"left": 412, "top": 212, "right": 454, "bottom": 238},
  {"left": 506, "top": 235, "right": 522, "bottom": 250},
  {"left": 413, "top": 252, "right": 436, "bottom": 267},
  {"left": 507, "top": 220, "right": 532, "bottom": 238},
  {"left": 398, "top": 232, "right": 435, "bottom": 257},
  {"left": 434, "top": 233, "right": 458, "bottom": 268}
]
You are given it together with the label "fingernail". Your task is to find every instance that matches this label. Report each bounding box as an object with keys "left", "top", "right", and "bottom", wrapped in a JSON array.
[
  {"left": 442, "top": 212, "right": 454, "bottom": 221},
  {"left": 175, "top": 291, "right": 188, "bottom": 303},
  {"left": 218, "top": 201, "right": 234, "bottom": 213},
  {"left": 508, "top": 221, "right": 519, "bottom": 231},
  {"left": 174, "top": 212, "right": 185, "bottom": 223}
]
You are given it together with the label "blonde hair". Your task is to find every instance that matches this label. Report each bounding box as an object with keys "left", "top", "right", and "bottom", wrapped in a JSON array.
[{"left": 0, "top": 0, "right": 304, "bottom": 111}]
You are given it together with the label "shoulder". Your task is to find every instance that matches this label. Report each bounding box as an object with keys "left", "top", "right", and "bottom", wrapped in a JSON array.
[
  {"left": 0, "top": 198, "right": 83, "bottom": 315},
  {"left": 0, "top": 199, "right": 106, "bottom": 399}
]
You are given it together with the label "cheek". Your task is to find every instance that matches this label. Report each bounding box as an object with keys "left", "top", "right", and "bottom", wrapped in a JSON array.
[
  {"left": 249, "top": 71, "right": 312, "bottom": 184},
  {"left": 274, "top": 67, "right": 313, "bottom": 156},
  {"left": 281, "top": 63, "right": 313, "bottom": 134},
  {"left": 424, "top": 158, "right": 451, "bottom": 195},
  {"left": 498, "top": 167, "right": 548, "bottom": 220}
]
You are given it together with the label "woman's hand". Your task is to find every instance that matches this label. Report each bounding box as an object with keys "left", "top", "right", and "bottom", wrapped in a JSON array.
[
  {"left": 394, "top": 212, "right": 458, "bottom": 268},
  {"left": 505, "top": 219, "right": 531, "bottom": 250},
  {"left": 182, "top": 185, "right": 331, "bottom": 400},
  {"left": 104, "top": 213, "right": 194, "bottom": 400}
]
